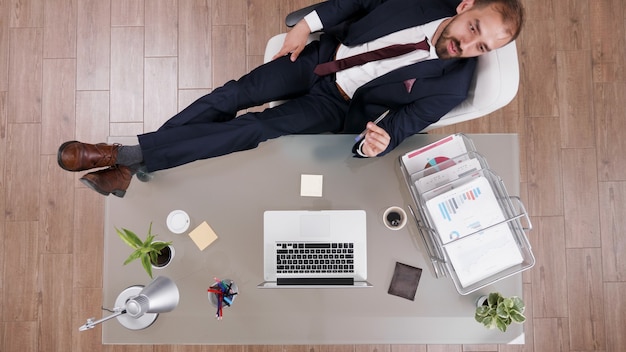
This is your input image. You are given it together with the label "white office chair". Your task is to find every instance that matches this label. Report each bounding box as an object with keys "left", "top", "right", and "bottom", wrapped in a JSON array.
[{"left": 263, "top": 33, "right": 519, "bottom": 131}]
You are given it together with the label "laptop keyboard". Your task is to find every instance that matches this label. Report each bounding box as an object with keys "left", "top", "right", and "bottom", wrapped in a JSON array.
[{"left": 276, "top": 242, "right": 355, "bottom": 274}]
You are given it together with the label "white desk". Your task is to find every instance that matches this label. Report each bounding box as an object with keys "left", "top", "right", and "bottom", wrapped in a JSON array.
[{"left": 102, "top": 134, "right": 524, "bottom": 344}]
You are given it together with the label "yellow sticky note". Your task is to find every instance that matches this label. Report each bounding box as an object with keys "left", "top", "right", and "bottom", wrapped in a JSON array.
[
  {"left": 188, "top": 221, "right": 218, "bottom": 251},
  {"left": 301, "top": 174, "right": 323, "bottom": 197}
]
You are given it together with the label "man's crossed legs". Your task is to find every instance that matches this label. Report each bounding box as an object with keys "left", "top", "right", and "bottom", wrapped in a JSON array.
[{"left": 57, "top": 39, "right": 349, "bottom": 197}]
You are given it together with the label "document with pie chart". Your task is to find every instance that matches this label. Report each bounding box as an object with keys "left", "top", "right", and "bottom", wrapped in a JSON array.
[{"left": 401, "top": 134, "right": 471, "bottom": 176}]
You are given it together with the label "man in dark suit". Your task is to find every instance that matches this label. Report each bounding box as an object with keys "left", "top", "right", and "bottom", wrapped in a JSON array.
[{"left": 58, "top": 0, "right": 524, "bottom": 197}]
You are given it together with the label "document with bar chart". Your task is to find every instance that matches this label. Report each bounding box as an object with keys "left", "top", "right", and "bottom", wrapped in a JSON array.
[
  {"left": 425, "top": 176, "right": 524, "bottom": 287},
  {"left": 425, "top": 176, "right": 505, "bottom": 244}
]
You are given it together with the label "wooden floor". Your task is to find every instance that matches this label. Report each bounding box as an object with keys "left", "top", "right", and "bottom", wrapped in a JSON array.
[{"left": 1, "top": 0, "right": 625, "bottom": 351}]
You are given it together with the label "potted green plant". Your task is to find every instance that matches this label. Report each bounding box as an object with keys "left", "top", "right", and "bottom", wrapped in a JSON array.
[
  {"left": 116, "top": 222, "right": 173, "bottom": 279},
  {"left": 474, "top": 292, "right": 526, "bottom": 332}
]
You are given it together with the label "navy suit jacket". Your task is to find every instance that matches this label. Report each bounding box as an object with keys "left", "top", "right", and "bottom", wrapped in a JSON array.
[{"left": 314, "top": 0, "right": 477, "bottom": 155}]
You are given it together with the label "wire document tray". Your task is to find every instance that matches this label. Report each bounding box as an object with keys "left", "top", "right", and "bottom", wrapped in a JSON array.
[{"left": 399, "top": 134, "right": 535, "bottom": 295}]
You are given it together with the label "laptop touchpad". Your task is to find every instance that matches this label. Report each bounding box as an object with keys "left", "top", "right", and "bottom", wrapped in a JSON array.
[{"left": 300, "top": 214, "right": 330, "bottom": 238}]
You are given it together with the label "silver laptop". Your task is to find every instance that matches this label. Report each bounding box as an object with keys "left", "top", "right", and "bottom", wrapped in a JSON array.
[{"left": 258, "top": 210, "right": 371, "bottom": 288}]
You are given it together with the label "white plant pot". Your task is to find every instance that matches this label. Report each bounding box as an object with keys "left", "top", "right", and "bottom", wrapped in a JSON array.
[
  {"left": 476, "top": 295, "right": 488, "bottom": 308},
  {"left": 151, "top": 243, "right": 175, "bottom": 270}
]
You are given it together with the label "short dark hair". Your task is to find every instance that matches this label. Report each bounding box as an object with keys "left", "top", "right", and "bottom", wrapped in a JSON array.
[{"left": 474, "top": 0, "right": 525, "bottom": 41}]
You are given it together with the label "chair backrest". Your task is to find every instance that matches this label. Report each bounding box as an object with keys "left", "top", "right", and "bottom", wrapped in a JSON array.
[
  {"left": 422, "top": 40, "right": 519, "bottom": 131},
  {"left": 263, "top": 33, "right": 519, "bottom": 130}
]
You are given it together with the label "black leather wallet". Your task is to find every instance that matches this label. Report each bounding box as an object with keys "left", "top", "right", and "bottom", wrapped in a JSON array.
[{"left": 388, "top": 262, "right": 422, "bottom": 301}]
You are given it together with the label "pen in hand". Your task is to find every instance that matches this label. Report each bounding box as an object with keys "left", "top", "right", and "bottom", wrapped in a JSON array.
[{"left": 355, "top": 110, "right": 390, "bottom": 142}]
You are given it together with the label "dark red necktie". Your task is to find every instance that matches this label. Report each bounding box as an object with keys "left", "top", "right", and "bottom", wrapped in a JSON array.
[{"left": 314, "top": 39, "right": 430, "bottom": 76}]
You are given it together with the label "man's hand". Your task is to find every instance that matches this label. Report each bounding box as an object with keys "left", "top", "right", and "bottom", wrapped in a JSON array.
[
  {"left": 361, "top": 122, "right": 391, "bottom": 157},
  {"left": 272, "top": 20, "right": 311, "bottom": 62}
]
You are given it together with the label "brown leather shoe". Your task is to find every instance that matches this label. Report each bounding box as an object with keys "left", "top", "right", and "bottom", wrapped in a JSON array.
[
  {"left": 57, "top": 141, "right": 120, "bottom": 172},
  {"left": 80, "top": 165, "right": 132, "bottom": 198}
]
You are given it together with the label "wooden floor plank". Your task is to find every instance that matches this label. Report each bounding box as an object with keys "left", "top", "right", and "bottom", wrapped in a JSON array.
[
  {"left": 3, "top": 321, "right": 38, "bottom": 352},
  {"left": 144, "top": 57, "right": 178, "bottom": 132},
  {"left": 43, "top": 0, "right": 77, "bottom": 59},
  {"left": 556, "top": 51, "right": 595, "bottom": 149},
  {"left": 525, "top": 118, "right": 564, "bottom": 217},
  {"left": 8, "top": 28, "right": 43, "bottom": 124},
  {"left": 314, "top": 346, "right": 356, "bottom": 352},
  {"left": 75, "top": 90, "right": 111, "bottom": 143},
  {"left": 178, "top": 0, "right": 212, "bottom": 89},
  {"left": 9, "top": 0, "right": 44, "bottom": 28},
  {"left": 391, "top": 345, "right": 427, "bottom": 352},
  {"left": 529, "top": 217, "right": 569, "bottom": 318},
  {"left": 553, "top": 0, "right": 590, "bottom": 51},
  {"left": 110, "top": 26, "right": 144, "bottom": 123},
  {"left": 532, "top": 318, "right": 569, "bottom": 352},
  {"left": 145, "top": 0, "right": 178, "bottom": 57},
  {"left": 179, "top": 89, "right": 212, "bottom": 113},
  {"left": 71, "top": 288, "right": 104, "bottom": 352},
  {"left": 111, "top": 0, "right": 144, "bottom": 27},
  {"left": 598, "top": 182, "right": 626, "bottom": 282},
  {"left": 355, "top": 345, "right": 391, "bottom": 352},
  {"left": 76, "top": 0, "right": 110, "bottom": 91},
  {"left": 213, "top": 0, "right": 247, "bottom": 26},
  {"left": 41, "top": 58, "right": 76, "bottom": 154},
  {"left": 39, "top": 155, "right": 75, "bottom": 254},
  {"left": 211, "top": 25, "right": 247, "bottom": 88},
  {"left": 5, "top": 123, "right": 41, "bottom": 221},
  {"left": 0, "top": 92, "right": 7, "bottom": 222},
  {"left": 603, "top": 282, "right": 626, "bottom": 352},
  {"left": 72, "top": 189, "right": 104, "bottom": 288},
  {"left": 461, "top": 345, "right": 497, "bottom": 352},
  {"left": 2, "top": 221, "right": 40, "bottom": 321},
  {"left": 518, "top": 20, "right": 558, "bottom": 118},
  {"left": 565, "top": 248, "right": 606, "bottom": 350},
  {"left": 423, "top": 345, "right": 461, "bottom": 352},
  {"left": 39, "top": 253, "right": 73, "bottom": 351},
  {"left": 247, "top": 0, "right": 281, "bottom": 56},
  {"left": 103, "top": 344, "right": 155, "bottom": 352},
  {"left": 561, "top": 148, "right": 601, "bottom": 248},
  {"left": 594, "top": 82, "right": 626, "bottom": 182},
  {"left": 0, "top": 0, "right": 8, "bottom": 91},
  {"left": 589, "top": 0, "right": 626, "bottom": 83},
  {"left": 0, "top": 222, "right": 5, "bottom": 320}
]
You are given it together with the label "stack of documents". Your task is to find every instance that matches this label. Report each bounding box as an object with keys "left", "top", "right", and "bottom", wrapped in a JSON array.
[
  {"left": 424, "top": 176, "right": 523, "bottom": 287},
  {"left": 400, "top": 134, "right": 533, "bottom": 293}
]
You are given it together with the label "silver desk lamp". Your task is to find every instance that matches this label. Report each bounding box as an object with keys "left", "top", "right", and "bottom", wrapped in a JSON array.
[{"left": 79, "top": 276, "right": 180, "bottom": 331}]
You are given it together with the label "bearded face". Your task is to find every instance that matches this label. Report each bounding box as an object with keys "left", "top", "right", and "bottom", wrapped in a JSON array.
[{"left": 433, "top": 2, "right": 513, "bottom": 59}]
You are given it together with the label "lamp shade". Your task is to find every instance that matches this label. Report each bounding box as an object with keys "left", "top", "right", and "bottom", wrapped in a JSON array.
[
  {"left": 125, "top": 276, "right": 180, "bottom": 318},
  {"left": 79, "top": 276, "right": 181, "bottom": 331}
]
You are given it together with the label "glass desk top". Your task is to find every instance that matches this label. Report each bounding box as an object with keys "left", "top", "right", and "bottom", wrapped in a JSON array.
[{"left": 102, "top": 133, "right": 525, "bottom": 345}]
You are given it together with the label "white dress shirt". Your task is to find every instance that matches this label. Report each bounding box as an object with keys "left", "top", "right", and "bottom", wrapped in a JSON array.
[{"left": 304, "top": 11, "right": 446, "bottom": 97}]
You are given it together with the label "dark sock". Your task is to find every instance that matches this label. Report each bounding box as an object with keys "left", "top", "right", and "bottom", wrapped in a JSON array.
[
  {"left": 117, "top": 145, "right": 143, "bottom": 166},
  {"left": 125, "top": 163, "right": 144, "bottom": 174}
]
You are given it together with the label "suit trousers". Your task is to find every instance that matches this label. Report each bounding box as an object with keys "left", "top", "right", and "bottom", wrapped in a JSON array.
[{"left": 138, "top": 37, "right": 350, "bottom": 172}]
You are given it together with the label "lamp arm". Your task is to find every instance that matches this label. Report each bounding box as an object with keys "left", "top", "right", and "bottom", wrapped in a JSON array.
[{"left": 78, "top": 307, "right": 126, "bottom": 331}]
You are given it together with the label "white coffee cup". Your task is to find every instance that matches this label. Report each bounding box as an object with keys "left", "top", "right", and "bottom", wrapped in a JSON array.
[{"left": 166, "top": 210, "right": 191, "bottom": 234}]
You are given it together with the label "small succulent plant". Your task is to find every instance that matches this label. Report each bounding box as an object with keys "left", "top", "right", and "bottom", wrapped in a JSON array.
[{"left": 475, "top": 292, "right": 526, "bottom": 332}]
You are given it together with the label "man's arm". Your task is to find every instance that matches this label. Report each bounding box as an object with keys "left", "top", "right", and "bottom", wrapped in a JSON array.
[
  {"left": 357, "top": 93, "right": 466, "bottom": 157},
  {"left": 273, "top": 0, "right": 388, "bottom": 61}
]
